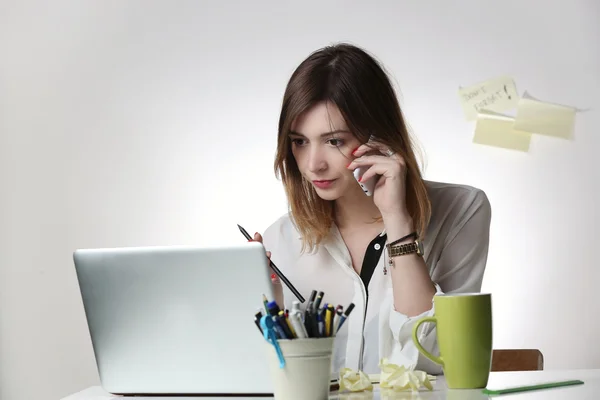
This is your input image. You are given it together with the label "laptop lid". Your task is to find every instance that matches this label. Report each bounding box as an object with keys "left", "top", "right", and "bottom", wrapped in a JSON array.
[{"left": 73, "top": 242, "right": 275, "bottom": 395}]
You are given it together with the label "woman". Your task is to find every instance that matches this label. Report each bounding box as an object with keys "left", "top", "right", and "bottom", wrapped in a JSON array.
[{"left": 253, "top": 43, "right": 491, "bottom": 375}]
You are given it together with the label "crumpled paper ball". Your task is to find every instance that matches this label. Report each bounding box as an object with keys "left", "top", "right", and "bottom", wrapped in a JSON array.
[
  {"left": 337, "top": 359, "right": 434, "bottom": 393},
  {"left": 379, "top": 358, "right": 433, "bottom": 392},
  {"left": 339, "top": 367, "right": 373, "bottom": 392}
]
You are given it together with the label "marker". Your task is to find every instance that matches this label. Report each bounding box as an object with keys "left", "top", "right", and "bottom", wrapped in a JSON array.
[
  {"left": 325, "top": 304, "right": 334, "bottom": 337},
  {"left": 289, "top": 313, "right": 307, "bottom": 338},
  {"left": 290, "top": 301, "right": 308, "bottom": 338},
  {"left": 304, "top": 308, "right": 315, "bottom": 337},
  {"left": 308, "top": 290, "right": 317, "bottom": 304},
  {"left": 314, "top": 291, "right": 324, "bottom": 312},
  {"left": 336, "top": 303, "right": 355, "bottom": 333},
  {"left": 306, "top": 291, "right": 316, "bottom": 313}
]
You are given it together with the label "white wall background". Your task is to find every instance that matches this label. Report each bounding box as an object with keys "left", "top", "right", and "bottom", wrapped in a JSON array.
[{"left": 1, "top": 1, "right": 599, "bottom": 399}]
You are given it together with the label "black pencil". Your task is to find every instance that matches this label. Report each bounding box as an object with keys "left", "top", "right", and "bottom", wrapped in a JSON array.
[{"left": 237, "top": 224, "right": 305, "bottom": 303}]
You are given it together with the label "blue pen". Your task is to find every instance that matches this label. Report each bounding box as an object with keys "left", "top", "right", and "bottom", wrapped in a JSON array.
[
  {"left": 336, "top": 303, "right": 355, "bottom": 333},
  {"left": 266, "top": 301, "right": 287, "bottom": 338},
  {"left": 260, "top": 315, "right": 285, "bottom": 368},
  {"left": 274, "top": 317, "right": 288, "bottom": 339}
]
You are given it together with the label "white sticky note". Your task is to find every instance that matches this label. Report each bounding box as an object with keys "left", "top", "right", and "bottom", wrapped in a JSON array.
[
  {"left": 473, "top": 110, "right": 532, "bottom": 152},
  {"left": 513, "top": 97, "right": 576, "bottom": 139},
  {"left": 458, "top": 76, "right": 519, "bottom": 120}
]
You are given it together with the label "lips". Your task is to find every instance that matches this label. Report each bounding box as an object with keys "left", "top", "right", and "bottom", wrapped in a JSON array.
[{"left": 312, "top": 179, "right": 336, "bottom": 189}]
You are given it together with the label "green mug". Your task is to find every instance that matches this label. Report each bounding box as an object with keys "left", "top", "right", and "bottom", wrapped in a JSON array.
[{"left": 412, "top": 293, "right": 493, "bottom": 389}]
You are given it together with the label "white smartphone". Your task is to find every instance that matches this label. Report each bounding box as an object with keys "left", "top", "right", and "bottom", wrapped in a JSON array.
[{"left": 353, "top": 166, "right": 377, "bottom": 196}]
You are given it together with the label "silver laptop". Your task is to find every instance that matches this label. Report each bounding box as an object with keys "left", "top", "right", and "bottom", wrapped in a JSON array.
[{"left": 73, "top": 242, "right": 276, "bottom": 395}]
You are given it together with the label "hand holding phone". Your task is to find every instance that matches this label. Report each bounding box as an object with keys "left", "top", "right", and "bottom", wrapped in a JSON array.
[{"left": 353, "top": 166, "right": 377, "bottom": 196}]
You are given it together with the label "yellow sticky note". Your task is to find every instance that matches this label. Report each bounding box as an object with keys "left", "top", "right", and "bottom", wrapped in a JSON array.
[
  {"left": 513, "top": 97, "right": 575, "bottom": 139},
  {"left": 473, "top": 111, "right": 532, "bottom": 152},
  {"left": 458, "top": 76, "right": 519, "bottom": 120}
]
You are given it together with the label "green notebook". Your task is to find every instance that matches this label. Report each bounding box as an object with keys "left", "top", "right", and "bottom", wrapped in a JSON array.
[{"left": 482, "top": 379, "right": 584, "bottom": 395}]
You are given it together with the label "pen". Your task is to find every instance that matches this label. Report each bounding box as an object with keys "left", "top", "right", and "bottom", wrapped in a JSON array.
[
  {"left": 277, "top": 314, "right": 293, "bottom": 339},
  {"left": 262, "top": 294, "right": 269, "bottom": 314},
  {"left": 284, "top": 309, "right": 297, "bottom": 337},
  {"left": 289, "top": 309, "right": 308, "bottom": 338},
  {"left": 313, "top": 291, "right": 324, "bottom": 312},
  {"left": 237, "top": 224, "right": 305, "bottom": 303},
  {"left": 254, "top": 310, "right": 264, "bottom": 335},
  {"left": 308, "top": 290, "right": 317, "bottom": 302},
  {"left": 320, "top": 306, "right": 328, "bottom": 336},
  {"left": 325, "top": 304, "right": 334, "bottom": 337},
  {"left": 305, "top": 290, "right": 316, "bottom": 321},
  {"left": 333, "top": 305, "right": 343, "bottom": 336},
  {"left": 336, "top": 303, "right": 355, "bottom": 333},
  {"left": 267, "top": 301, "right": 281, "bottom": 316},
  {"left": 291, "top": 301, "right": 309, "bottom": 338},
  {"left": 317, "top": 312, "right": 324, "bottom": 337},
  {"left": 266, "top": 301, "right": 286, "bottom": 338},
  {"left": 279, "top": 310, "right": 296, "bottom": 338},
  {"left": 303, "top": 308, "right": 312, "bottom": 337}
]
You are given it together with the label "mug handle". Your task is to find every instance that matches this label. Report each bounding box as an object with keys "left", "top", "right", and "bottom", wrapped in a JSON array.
[{"left": 412, "top": 316, "right": 444, "bottom": 367}]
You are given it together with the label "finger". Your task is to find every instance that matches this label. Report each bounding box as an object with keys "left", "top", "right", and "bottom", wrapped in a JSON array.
[
  {"left": 347, "top": 154, "right": 401, "bottom": 170},
  {"left": 266, "top": 251, "right": 272, "bottom": 259},
  {"left": 253, "top": 232, "right": 263, "bottom": 242},
  {"left": 358, "top": 159, "right": 405, "bottom": 182},
  {"left": 351, "top": 142, "right": 381, "bottom": 157}
]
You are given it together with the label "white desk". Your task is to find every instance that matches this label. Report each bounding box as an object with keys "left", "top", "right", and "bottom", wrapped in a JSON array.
[{"left": 61, "top": 369, "right": 600, "bottom": 400}]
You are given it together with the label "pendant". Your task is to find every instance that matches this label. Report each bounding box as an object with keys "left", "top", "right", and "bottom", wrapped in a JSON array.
[{"left": 385, "top": 257, "right": 394, "bottom": 275}]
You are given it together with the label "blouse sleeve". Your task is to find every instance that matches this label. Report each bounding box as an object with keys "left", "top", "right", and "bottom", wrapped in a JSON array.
[{"left": 383, "top": 189, "right": 492, "bottom": 374}]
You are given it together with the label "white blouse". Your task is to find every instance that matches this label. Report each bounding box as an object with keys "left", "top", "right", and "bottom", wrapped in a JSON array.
[{"left": 262, "top": 180, "right": 492, "bottom": 376}]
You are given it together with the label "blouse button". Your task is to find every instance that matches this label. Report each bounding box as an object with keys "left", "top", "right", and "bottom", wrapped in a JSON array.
[{"left": 374, "top": 243, "right": 381, "bottom": 250}]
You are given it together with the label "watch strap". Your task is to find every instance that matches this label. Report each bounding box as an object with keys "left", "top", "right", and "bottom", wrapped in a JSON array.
[{"left": 386, "top": 240, "right": 424, "bottom": 257}]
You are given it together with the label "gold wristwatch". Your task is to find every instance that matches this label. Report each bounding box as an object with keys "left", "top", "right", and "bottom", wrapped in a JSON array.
[{"left": 386, "top": 240, "right": 424, "bottom": 258}]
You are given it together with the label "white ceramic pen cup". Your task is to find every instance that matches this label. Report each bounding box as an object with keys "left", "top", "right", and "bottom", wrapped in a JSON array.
[{"left": 264, "top": 336, "right": 335, "bottom": 400}]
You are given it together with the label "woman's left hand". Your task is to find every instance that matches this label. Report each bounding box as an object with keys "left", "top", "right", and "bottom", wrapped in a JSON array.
[{"left": 347, "top": 139, "right": 409, "bottom": 219}]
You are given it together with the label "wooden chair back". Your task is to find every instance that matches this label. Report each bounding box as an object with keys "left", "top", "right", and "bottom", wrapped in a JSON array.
[{"left": 491, "top": 349, "right": 544, "bottom": 371}]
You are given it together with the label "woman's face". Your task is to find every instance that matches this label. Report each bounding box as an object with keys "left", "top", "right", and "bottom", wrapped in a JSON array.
[{"left": 289, "top": 102, "right": 363, "bottom": 201}]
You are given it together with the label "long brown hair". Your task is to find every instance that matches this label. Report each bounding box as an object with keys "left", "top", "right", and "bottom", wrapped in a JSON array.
[{"left": 274, "top": 43, "right": 430, "bottom": 252}]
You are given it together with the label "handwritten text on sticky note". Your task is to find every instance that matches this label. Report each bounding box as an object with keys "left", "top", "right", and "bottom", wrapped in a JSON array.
[{"left": 459, "top": 76, "right": 519, "bottom": 120}]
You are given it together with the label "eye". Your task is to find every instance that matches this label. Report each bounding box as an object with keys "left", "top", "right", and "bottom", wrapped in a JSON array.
[
  {"left": 327, "top": 138, "right": 344, "bottom": 147},
  {"left": 291, "top": 138, "right": 307, "bottom": 146}
]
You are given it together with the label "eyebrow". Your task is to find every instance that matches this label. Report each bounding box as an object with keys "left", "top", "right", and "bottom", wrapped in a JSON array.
[{"left": 288, "top": 129, "right": 350, "bottom": 138}]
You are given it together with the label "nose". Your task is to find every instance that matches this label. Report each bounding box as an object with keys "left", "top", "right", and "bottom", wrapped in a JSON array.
[{"left": 306, "top": 144, "right": 327, "bottom": 174}]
